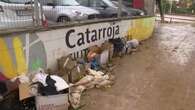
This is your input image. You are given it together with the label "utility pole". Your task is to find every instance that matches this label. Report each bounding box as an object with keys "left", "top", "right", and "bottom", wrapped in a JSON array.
[
  {"left": 118, "top": 0, "right": 122, "bottom": 18},
  {"left": 169, "top": 0, "right": 173, "bottom": 14}
]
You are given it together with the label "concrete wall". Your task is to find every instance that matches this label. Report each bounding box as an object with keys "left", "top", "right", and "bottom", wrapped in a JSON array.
[{"left": 0, "top": 17, "right": 155, "bottom": 79}]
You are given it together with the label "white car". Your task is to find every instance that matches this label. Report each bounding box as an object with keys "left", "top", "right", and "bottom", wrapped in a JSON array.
[
  {"left": 0, "top": 0, "right": 33, "bottom": 15},
  {"left": 39, "top": 0, "right": 100, "bottom": 23},
  {"left": 0, "top": 0, "right": 44, "bottom": 30},
  {"left": 0, "top": 8, "right": 33, "bottom": 29}
]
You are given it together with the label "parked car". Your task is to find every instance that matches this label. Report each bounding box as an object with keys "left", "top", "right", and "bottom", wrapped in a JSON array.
[
  {"left": 0, "top": 0, "right": 44, "bottom": 30},
  {"left": 0, "top": 8, "right": 33, "bottom": 29},
  {"left": 111, "top": 1, "right": 145, "bottom": 16},
  {"left": 76, "top": 0, "right": 128, "bottom": 18},
  {"left": 111, "top": 0, "right": 132, "bottom": 7},
  {"left": 38, "top": 0, "right": 100, "bottom": 23},
  {"left": 0, "top": 0, "right": 34, "bottom": 16}
]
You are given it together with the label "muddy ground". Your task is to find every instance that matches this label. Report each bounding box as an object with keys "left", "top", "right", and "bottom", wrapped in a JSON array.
[{"left": 80, "top": 23, "right": 195, "bottom": 110}]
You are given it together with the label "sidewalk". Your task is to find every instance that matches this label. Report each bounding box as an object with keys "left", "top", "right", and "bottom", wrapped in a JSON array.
[{"left": 156, "top": 14, "right": 195, "bottom": 23}]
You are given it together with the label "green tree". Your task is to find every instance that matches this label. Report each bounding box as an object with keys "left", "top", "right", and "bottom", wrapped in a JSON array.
[{"left": 162, "top": 0, "right": 170, "bottom": 14}]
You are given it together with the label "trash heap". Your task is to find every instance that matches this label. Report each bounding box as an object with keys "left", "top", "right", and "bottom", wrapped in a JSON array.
[{"left": 0, "top": 38, "right": 139, "bottom": 110}]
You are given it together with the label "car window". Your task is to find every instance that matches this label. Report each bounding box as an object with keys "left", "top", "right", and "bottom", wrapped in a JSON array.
[
  {"left": 39, "top": 0, "right": 79, "bottom": 6},
  {"left": 2, "top": 0, "right": 32, "bottom": 4},
  {"left": 39, "top": 0, "right": 54, "bottom": 5},
  {"left": 0, "top": 0, "right": 8, "bottom": 2},
  {"left": 90, "top": 0, "right": 106, "bottom": 7},
  {"left": 40, "top": 0, "right": 52, "bottom": 5},
  {"left": 112, "top": 1, "right": 126, "bottom": 8},
  {"left": 103, "top": 0, "right": 116, "bottom": 7},
  {"left": 76, "top": 0, "right": 89, "bottom": 6},
  {"left": 55, "top": 0, "right": 79, "bottom": 6}
]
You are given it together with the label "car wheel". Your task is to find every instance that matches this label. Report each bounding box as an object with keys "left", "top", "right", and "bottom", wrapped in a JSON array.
[
  {"left": 58, "top": 16, "right": 70, "bottom": 23},
  {"left": 111, "top": 14, "right": 118, "bottom": 18}
]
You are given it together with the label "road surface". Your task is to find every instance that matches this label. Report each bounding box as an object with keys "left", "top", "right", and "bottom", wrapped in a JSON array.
[{"left": 81, "top": 23, "right": 195, "bottom": 110}]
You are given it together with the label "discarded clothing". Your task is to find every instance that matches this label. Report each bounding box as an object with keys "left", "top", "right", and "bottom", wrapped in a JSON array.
[
  {"left": 0, "top": 74, "right": 8, "bottom": 81},
  {"left": 34, "top": 75, "right": 58, "bottom": 96},
  {"left": 0, "top": 81, "right": 7, "bottom": 95},
  {"left": 32, "top": 69, "right": 69, "bottom": 92},
  {"left": 90, "top": 58, "right": 100, "bottom": 71},
  {"left": 109, "top": 38, "right": 125, "bottom": 53},
  {"left": 126, "top": 39, "right": 139, "bottom": 49},
  {"left": 32, "top": 69, "right": 47, "bottom": 86}
]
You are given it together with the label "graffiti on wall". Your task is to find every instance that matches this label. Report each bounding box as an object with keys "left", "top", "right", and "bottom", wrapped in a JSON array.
[
  {"left": 0, "top": 17, "right": 155, "bottom": 79},
  {"left": 0, "top": 34, "right": 46, "bottom": 79},
  {"left": 127, "top": 17, "right": 155, "bottom": 40}
]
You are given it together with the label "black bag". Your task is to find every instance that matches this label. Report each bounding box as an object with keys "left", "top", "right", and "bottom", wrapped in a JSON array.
[
  {"left": 109, "top": 38, "right": 125, "bottom": 53},
  {"left": 33, "top": 75, "right": 59, "bottom": 96}
]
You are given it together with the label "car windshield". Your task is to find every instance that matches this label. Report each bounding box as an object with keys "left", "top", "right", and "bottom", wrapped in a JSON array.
[
  {"left": 55, "top": 0, "right": 79, "bottom": 6},
  {"left": 112, "top": 1, "right": 127, "bottom": 8},
  {"left": 103, "top": 0, "right": 116, "bottom": 7}
]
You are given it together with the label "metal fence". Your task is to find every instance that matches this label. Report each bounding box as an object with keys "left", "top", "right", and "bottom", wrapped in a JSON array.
[{"left": 0, "top": 0, "right": 148, "bottom": 33}]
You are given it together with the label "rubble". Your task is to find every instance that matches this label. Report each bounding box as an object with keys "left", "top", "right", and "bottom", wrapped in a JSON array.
[
  {"left": 0, "top": 38, "right": 140, "bottom": 110},
  {"left": 69, "top": 69, "right": 114, "bottom": 109},
  {"left": 67, "top": 39, "right": 140, "bottom": 108}
]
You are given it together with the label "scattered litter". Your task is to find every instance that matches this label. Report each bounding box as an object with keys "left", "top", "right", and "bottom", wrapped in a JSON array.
[
  {"left": 69, "top": 69, "right": 114, "bottom": 109},
  {"left": 19, "top": 83, "right": 32, "bottom": 100},
  {"left": 130, "top": 39, "right": 139, "bottom": 48},
  {"left": 125, "top": 39, "right": 139, "bottom": 54},
  {"left": 10, "top": 74, "right": 30, "bottom": 84},
  {"left": 32, "top": 68, "right": 47, "bottom": 86},
  {"left": 87, "top": 46, "right": 101, "bottom": 71},
  {"left": 0, "top": 37, "right": 141, "bottom": 110},
  {"left": 69, "top": 85, "right": 86, "bottom": 109}
]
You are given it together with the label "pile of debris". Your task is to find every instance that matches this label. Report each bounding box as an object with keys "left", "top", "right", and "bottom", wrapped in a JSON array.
[
  {"left": 0, "top": 38, "right": 139, "bottom": 110},
  {"left": 69, "top": 69, "right": 115, "bottom": 108}
]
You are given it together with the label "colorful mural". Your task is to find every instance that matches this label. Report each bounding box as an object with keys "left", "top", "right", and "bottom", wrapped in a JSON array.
[
  {"left": 128, "top": 17, "right": 155, "bottom": 41},
  {"left": 0, "top": 37, "right": 25, "bottom": 79},
  {"left": 0, "top": 17, "right": 155, "bottom": 79},
  {"left": 0, "top": 34, "right": 46, "bottom": 79}
]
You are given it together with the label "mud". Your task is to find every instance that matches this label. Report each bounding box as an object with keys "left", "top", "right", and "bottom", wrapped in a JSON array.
[{"left": 81, "top": 23, "right": 195, "bottom": 110}]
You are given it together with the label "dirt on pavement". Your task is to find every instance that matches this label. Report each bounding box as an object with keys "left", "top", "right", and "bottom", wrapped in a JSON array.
[{"left": 80, "top": 23, "right": 195, "bottom": 110}]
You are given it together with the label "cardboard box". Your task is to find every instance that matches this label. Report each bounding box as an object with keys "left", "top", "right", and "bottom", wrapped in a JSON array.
[
  {"left": 36, "top": 94, "right": 69, "bottom": 110},
  {"left": 19, "top": 83, "right": 33, "bottom": 101}
]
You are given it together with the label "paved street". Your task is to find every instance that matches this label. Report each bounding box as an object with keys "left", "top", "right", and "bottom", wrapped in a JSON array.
[{"left": 81, "top": 23, "right": 195, "bottom": 110}]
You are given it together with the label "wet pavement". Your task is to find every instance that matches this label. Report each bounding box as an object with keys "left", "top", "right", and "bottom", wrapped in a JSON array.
[{"left": 81, "top": 23, "right": 195, "bottom": 110}]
